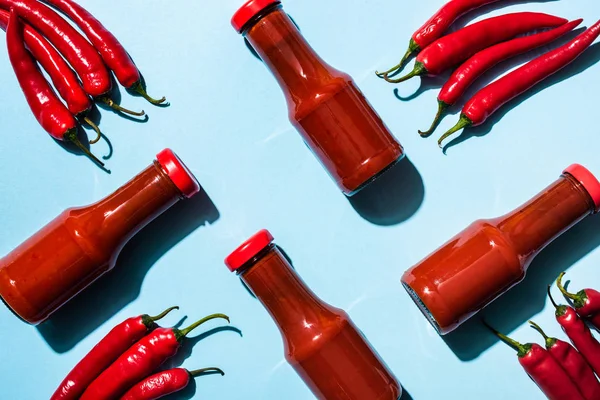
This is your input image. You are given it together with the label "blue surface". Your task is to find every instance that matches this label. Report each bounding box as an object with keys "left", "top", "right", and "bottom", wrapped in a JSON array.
[{"left": 1, "top": 0, "right": 600, "bottom": 398}]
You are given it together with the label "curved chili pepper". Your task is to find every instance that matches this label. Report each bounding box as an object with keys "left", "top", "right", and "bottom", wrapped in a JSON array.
[
  {"left": 529, "top": 321, "right": 600, "bottom": 400},
  {"left": 376, "top": 0, "right": 501, "bottom": 77},
  {"left": 0, "top": 9, "right": 101, "bottom": 143},
  {"left": 548, "top": 287, "right": 600, "bottom": 376},
  {"left": 81, "top": 313, "right": 230, "bottom": 400},
  {"left": 40, "top": 0, "right": 166, "bottom": 105},
  {"left": 51, "top": 306, "right": 179, "bottom": 400},
  {"left": 484, "top": 321, "right": 585, "bottom": 400},
  {"left": 438, "top": 19, "right": 600, "bottom": 147},
  {"left": 383, "top": 12, "right": 567, "bottom": 84},
  {"left": 120, "top": 367, "right": 224, "bottom": 400},
  {"left": 419, "top": 19, "right": 581, "bottom": 137},
  {"left": 0, "top": 0, "right": 144, "bottom": 116},
  {"left": 6, "top": 9, "right": 103, "bottom": 166},
  {"left": 557, "top": 272, "right": 600, "bottom": 329}
]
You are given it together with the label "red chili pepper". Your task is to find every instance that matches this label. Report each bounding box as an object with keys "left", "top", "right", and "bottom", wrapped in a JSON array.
[
  {"left": 6, "top": 9, "right": 103, "bottom": 166},
  {"left": 529, "top": 321, "right": 600, "bottom": 400},
  {"left": 419, "top": 19, "right": 581, "bottom": 137},
  {"left": 549, "top": 287, "right": 600, "bottom": 376},
  {"left": 81, "top": 313, "right": 230, "bottom": 400},
  {"left": 51, "top": 306, "right": 178, "bottom": 400},
  {"left": 0, "top": 9, "right": 101, "bottom": 143},
  {"left": 40, "top": 0, "right": 166, "bottom": 105},
  {"left": 376, "top": 0, "right": 501, "bottom": 77},
  {"left": 383, "top": 12, "right": 567, "bottom": 84},
  {"left": 485, "top": 321, "right": 585, "bottom": 400},
  {"left": 438, "top": 19, "right": 600, "bottom": 147},
  {"left": 0, "top": 0, "right": 144, "bottom": 116},
  {"left": 557, "top": 272, "right": 600, "bottom": 329},
  {"left": 120, "top": 367, "right": 224, "bottom": 400}
]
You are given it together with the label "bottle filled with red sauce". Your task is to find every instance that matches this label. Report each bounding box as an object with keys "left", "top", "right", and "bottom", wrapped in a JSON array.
[
  {"left": 0, "top": 149, "right": 200, "bottom": 325},
  {"left": 232, "top": 0, "right": 404, "bottom": 196},
  {"left": 225, "top": 230, "right": 401, "bottom": 400},
  {"left": 402, "top": 164, "right": 600, "bottom": 335}
]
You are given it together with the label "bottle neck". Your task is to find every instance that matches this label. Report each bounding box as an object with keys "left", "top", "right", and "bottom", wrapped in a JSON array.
[
  {"left": 91, "top": 162, "right": 182, "bottom": 246},
  {"left": 239, "top": 245, "right": 326, "bottom": 330},
  {"left": 495, "top": 174, "right": 594, "bottom": 261},
  {"left": 244, "top": 7, "right": 339, "bottom": 103}
]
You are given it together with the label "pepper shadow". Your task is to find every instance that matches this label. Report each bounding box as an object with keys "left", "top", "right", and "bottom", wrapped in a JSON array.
[
  {"left": 349, "top": 157, "right": 425, "bottom": 226},
  {"left": 36, "top": 186, "right": 220, "bottom": 353},
  {"left": 443, "top": 40, "right": 600, "bottom": 151},
  {"left": 442, "top": 211, "right": 600, "bottom": 361}
]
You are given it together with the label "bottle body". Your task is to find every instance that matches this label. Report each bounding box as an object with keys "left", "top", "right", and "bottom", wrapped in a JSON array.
[
  {"left": 237, "top": 243, "right": 401, "bottom": 400},
  {"left": 402, "top": 173, "right": 595, "bottom": 335},
  {"left": 243, "top": 5, "right": 404, "bottom": 195},
  {"left": 0, "top": 159, "right": 189, "bottom": 324}
]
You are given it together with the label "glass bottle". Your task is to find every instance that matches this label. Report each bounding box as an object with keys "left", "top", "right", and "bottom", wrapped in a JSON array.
[
  {"left": 0, "top": 149, "right": 200, "bottom": 325},
  {"left": 226, "top": 230, "right": 402, "bottom": 400},
  {"left": 402, "top": 164, "right": 600, "bottom": 335}
]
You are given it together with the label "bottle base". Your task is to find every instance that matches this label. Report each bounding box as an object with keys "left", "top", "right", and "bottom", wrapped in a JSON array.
[
  {"left": 344, "top": 153, "right": 406, "bottom": 197},
  {"left": 402, "top": 281, "right": 444, "bottom": 335}
]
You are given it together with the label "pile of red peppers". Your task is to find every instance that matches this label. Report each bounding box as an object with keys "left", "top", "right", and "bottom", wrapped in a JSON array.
[
  {"left": 486, "top": 274, "right": 600, "bottom": 400},
  {"left": 1, "top": 0, "right": 168, "bottom": 167},
  {"left": 50, "top": 307, "right": 230, "bottom": 400},
  {"left": 377, "top": 0, "right": 600, "bottom": 149}
]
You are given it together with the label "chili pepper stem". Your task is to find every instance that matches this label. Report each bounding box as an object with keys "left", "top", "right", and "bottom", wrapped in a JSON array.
[
  {"left": 65, "top": 129, "right": 105, "bottom": 167},
  {"left": 383, "top": 61, "right": 426, "bottom": 84},
  {"left": 548, "top": 285, "right": 568, "bottom": 317},
  {"left": 130, "top": 81, "right": 167, "bottom": 105},
  {"left": 98, "top": 97, "right": 145, "bottom": 117},
  {"left": 175, "top": 313, "right": 230, "bottom": 341},
  {"left": 149, "top": 306, "right": 179, "bottom": 322},
  {"left": 189, "top": 367, "right": 225, "bottom": 377},
  {"left": 419, "top": 100, "right": 448, "bottom": 137},
  {"left": 529, "top": 320, "right": 557, "bottom": 348},
  {"left": 375, "top": 39, "right": 420, "bottom": 78},
  {"left": 82, "top": 117, "right": 102, "bottom": 144},
  {"left": 438, "top": 114, "right": 473, "bottom": 148},
  {"left": 557, "top": 272, "right": 586, "bottom": 308},
  {"left": 483, "top": 320, "right": 531, "bottom": 357}
]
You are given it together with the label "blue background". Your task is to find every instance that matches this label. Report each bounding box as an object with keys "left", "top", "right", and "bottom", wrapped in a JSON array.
[{"left": 1, "top": 0, "right": 599, "bottom": 398}]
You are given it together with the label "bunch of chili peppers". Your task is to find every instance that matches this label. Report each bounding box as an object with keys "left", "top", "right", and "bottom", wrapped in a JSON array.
[
  {"left": 50, "top": 306, "right": 230, "bottom": 400},
  {"left": 483, "top": 273, "right": 600, "bottom": 400},
  {"left": 376, "top": 0, "right": 600, "bottom": 150},
  {"left": 2, "top": 0, "right": 167, "bottom": 167}
]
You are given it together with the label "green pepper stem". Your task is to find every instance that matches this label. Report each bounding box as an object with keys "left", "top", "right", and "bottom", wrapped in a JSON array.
[
  {"left": 438, "top": 114, "right": 472, "bottom": 148},
  {"left": 419, "top": 100, "right": 448, "bottom": 137},
  {"left": 65, "top": 129, "right": 105, "bottom": 167},
  {"left": 529, "top": 320, "right": 557, "bottom": 349},
  {"left": 189, "top": 367, "right": 225, "bottom": 377},
  {"left": 130, "top": 81, "right": 167, "bottom": 105},
  {"left": 99, "top": 97, "right": 145, "bottom": 117},
  {"left": 556, "top": 272, "right": 585, "bottom": 307},
  {"left": 482, "top": 320, "right": 530, "bottom": 357},
  {"left": 149, "top": 306, "right": 179, "bottom": 322},
  {"left": 383, "top": 61, "right": 426, "bottom": 84},
  {"left": 82, "top": 117, "right": 102, "bottom": 144},
  {"left": 375, "top": 39, "right": 420, "bottom": 78},
  {"left": 548, "top": 285, "right": 568, "bottom": 317},
  {"left": 176, "top": 313, "right": 230, "bottom": 340}
]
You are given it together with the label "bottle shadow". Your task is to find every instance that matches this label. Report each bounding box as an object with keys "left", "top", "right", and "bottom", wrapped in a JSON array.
[
  {"left": 443, "top": 40, "right": 600, "bottom": 150},
  {"left": 36, "top": 186, "right": 220, "bottom": 353},
  {"left": 349, "top": 157, "right": 425, "bottom": 226},
  {"left": 400, "top": 387, "right": 414, "bottom": 400},
  {"left": 442, "top": 212, "right": 600, "bottom": 360}
]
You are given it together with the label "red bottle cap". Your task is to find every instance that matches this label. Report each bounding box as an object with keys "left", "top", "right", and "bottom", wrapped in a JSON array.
[
  {"left": 231, "top": 0, "right": 280, "bottom": 33},
  {"left": 225, "top": 229, "right": 274, "bottom": 272},
  {"left": 156, "top": 148, "right": 200, "bottom": 198},
  {"left": 564, "top": 164, "right": 600, "bottom": 212}
]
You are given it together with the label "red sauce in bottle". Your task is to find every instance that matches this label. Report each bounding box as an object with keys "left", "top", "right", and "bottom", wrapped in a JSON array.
[
  {"left": 232, "top": 0, "right": 404, "bottom": 195},
  {"left": 226, "top": 230, "right": 402, "bottom": 400},
  {"left": 402, "top": 165, "right": 600, "bottom": 335},
  {"left": 0, "top": 149, "right": 200, "bottom": 325}
]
